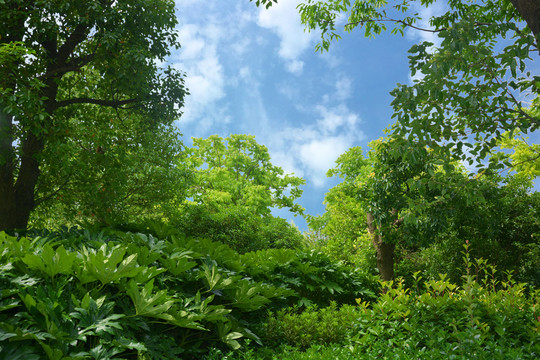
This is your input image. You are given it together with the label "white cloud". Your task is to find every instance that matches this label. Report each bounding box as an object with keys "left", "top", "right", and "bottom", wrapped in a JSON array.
[
  {"left": 298, "top": 137, "right": 351, "bottom": 186},
  {"left": 264, "top": 100, "right": 364, "bottom": 187},
  {"left": 335, "top": 76, "right": 352, "bottom": 101},
  {"left": 257, "top": 0, "right": 317, "bottom": 74},
  {"left": 286, "top": 60, "right": 304, "bottom": 75},
  {"left": 316, "top": 104, "right": 360, "bottom": 134},
  {"left": 172, "top": 24, "right": 226, "bottom": 131}
]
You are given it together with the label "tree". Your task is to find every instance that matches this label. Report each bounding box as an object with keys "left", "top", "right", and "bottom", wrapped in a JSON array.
[
  {"left": 0, "top": 0, "right": 186, "bottom": 231},
  {"left": 327, "top": 135, "right": 491, "bottom": 281},
  {"left": 306, "top": 147, "right": 372, "bottom": 266},
  {"left": 290, "top": 0, "right": 540, "bottom": 174},
  {"left": 29, "top": 113, "right": 190, "bottom": 228},
  {"left": 175, "top": 134, "right": 305, "bottom": 252}
]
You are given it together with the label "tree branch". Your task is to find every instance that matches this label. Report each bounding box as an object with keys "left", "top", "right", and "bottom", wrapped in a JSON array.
[
  {"left": 345, "top": 18, "right": 493, "bottom": 34},
  {"left": 34, "top": 174, "right": 72, "bottom": 207},
  {"left": 56, "top": 24, "right": 90, "bottom": 66},
  {"left": 56, "top": 97, "right": 139, "bottom": 109}
]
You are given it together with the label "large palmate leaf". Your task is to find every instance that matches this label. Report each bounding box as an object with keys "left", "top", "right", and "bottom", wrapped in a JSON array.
[
  {"left": 22, "top": 245, "right": 76, "bottom": 278},
  {"left": 126, "top": 279, "right": 175, "bottom": 318},
  {"left": 227, "top": 279, "right": 271, "bottom": 311},
  {"left": 0, "top": 344, "right": 41, "bottom": 360},
  {"left": 160, "top": 250, "right": 196, "bottom": 276},
  {"left": 70, "top": 294, "right": 124, "bottom": 340},
  {"left": 77, "top": 244, "right": 141, "bottom": 285},
  {"left": 200, "top": 261, "right": 238, "bottom": 292}
]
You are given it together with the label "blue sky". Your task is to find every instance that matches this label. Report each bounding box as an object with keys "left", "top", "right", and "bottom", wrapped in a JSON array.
[{"left": 171, "top": 0, "right": 538, "bottom": 230}]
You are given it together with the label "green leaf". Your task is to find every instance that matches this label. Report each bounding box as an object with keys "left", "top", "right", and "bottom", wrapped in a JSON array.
[
  {"left": 22, "top": 245, "right": 76, "bottom": 278},
  {"left": 78, "top": 244, "right": 141, "bottom": 285},
  {"left": 201, "top": 262, "right": 235, "bottom": 291},
  {"left": 126, "top": 279, "right": 175, "bottom": 319}
]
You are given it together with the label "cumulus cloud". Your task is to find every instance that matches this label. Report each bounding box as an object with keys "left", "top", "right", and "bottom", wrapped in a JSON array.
[
  {"left": 264, "top": 77, "right": 365, "bottom": 187},
  {"left": 172, "top": 24, "right": 226, "bottom": 132},
  {"left": 257, "top": 0, "right": 317, "bottom": 75}
]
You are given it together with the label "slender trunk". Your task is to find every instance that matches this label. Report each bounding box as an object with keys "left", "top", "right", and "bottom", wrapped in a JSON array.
[
  {"left": 0, "top": 108, "right": 17, "bottom": 230},
  {"left": 366, "top": 212, "right": 395, "bottom": 281}
]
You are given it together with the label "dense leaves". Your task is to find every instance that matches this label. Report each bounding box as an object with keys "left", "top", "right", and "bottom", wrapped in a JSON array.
[
  {"left": 0, "top": 228, "right": 292, "bottom": 358},
  {"left": 204, "top": 270, "right": 539, "bottom": 360},
  {"left": 175, "top": 135, "right": 305, "bottom": 252},
  {"left": 0, "top": 0, "right": 187, "bottom": 230}
]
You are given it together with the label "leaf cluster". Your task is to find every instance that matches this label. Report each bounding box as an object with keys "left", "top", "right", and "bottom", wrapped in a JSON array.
[
  {"left": 241, "top": 248, "right": 379, "bottom": 308},
  {"left": 0, "top": 226, "right": 295, "bottom": 358},
  {"left": 206, "top": 266, "right": 539, "bottom": 360}
]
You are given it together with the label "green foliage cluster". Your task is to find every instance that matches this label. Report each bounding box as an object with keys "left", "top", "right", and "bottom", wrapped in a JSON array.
[
  {"left": 175, "top": 206, "right": 303, "bottom": 254},
  {"left": 264, "top": 302, "right": 357, "bottom": 349},
  {"left": 394, "top": 175, "right": 540, "bottom": 287},
  {"left": 0, "top": 228, "right": 294, "bottom": 358},
  {"left": 173, "top": 134, "right": 305, "bottom": 253},
  {"left": 204, "top": 264, "right": 539, "bottom": 360},
  {"left": 241, "top": 249, "right": 379, "bottom": 308}
]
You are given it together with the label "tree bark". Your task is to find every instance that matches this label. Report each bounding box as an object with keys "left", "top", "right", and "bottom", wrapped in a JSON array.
[
  {"left": 366, "top": 212, "right": 395, "bottom": 281},
  {"left": 508, "top": 0, "right": 540, "bottom": 37},
  {"left": 0, "top": 109, "right": 17, "bottom": 230}
]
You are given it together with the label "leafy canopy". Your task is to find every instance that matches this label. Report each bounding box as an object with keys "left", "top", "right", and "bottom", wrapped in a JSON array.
[
  {"left": 185, "top": 134, "right": 305, "bottom": 216},
  {"left": 293, "top": 0, "right": 540, "bottom": 174},
  {"left": 0, "top": 0, "right": 187, "bottom": 230}
]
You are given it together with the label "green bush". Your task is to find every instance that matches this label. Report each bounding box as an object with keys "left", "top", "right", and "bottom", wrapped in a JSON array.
[
  {"left": 241, "top": 249, "right": 379, "bottom": 308},
  {"left": 204, "top": 265, "right": 539, "bottom": 360},
  {"left": 264, "top": 302, "right": 358, "bottom": 349},
  {"left": 0, "top": 228, "right": 292, "bottom": 359}
]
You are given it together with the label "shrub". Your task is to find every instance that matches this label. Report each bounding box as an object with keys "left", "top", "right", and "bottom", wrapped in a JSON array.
[
  {"left": 0, "top": 228, "right": 292, "bottom": 359},
  {"left": 241, "top": 249, "right": 379, "bottom": 308},
  {"left": 264, "top": 302, "right": 358, "bottom": 349}
]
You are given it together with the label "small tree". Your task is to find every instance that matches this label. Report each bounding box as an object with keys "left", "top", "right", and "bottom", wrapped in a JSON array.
[{"left": 175, "top": 134, "right": 305, "bottom": 252}]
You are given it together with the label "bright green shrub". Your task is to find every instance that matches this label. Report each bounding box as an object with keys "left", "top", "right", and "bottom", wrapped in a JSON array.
[
  {"left": 264, "top": 302, "right": 358, "bottom": 349},
  {"left": 348, "top": 275, "right": 539, "bottom": 359},
  {"left": 204, "top": 264, "right": 539, "bottom": 360}
]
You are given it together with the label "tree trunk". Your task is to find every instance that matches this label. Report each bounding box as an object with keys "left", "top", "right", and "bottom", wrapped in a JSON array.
[
  {"left": 0, "top": 117, "right": 43, "bottom": 231},
  {"left": 0, "top": 108, "right": 17, "bottom": 231},
  {"left": 366, "top": 212, "right": 395, "bottom": 281},
  {"left": 508, "top": 0, "right": 540, "bottom": 37}
]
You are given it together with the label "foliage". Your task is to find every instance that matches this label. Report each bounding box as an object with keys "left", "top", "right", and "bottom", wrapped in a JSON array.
[
  {"left": 264, "top": 302, "right": 358, "bottom": 350},
  {"left": 0, "top": 0, "right": 187, "bottom": 230},
  {"left": 175, "top": 134, "right": 305, "bottom": 253},
  {"left": 294, "top": 0, "right": 540, "bottom": 175},
  {"left": 241, "top": 248, "right": 379, "bottom": 308},
  {"left": 0, "top": 228, "right": 293, "bottom": 358},
  {"left": 203, "top": 258, "right": 539, "bottom": 360},
  {"left": 177, "top": 206, "right": 304, "bottom": 254},
  {"left": 30, "top": 118, "right": 190, "bottom": 228},
  {"left": 304, "top": 147, "right": 372, "bottom": 266},
  {"left": 394, "top": 175, "right": 540, "bottom": 287},
  {"left": 319, "top": 139, "right": 456, "bottom": 280}
]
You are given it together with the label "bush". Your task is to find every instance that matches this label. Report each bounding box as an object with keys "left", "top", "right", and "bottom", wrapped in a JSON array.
[
  {"left": 0, "top": 228, "right": 292, "bottom": 359},
  {"left": 241, "top": 249, "right": 379, "bottom": 308},
  {"left": 264, "top": 302, "right": 358, "bottom": 349},
  {"left": 204, "top": 259, "right": 539, "bottom": 360}
]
